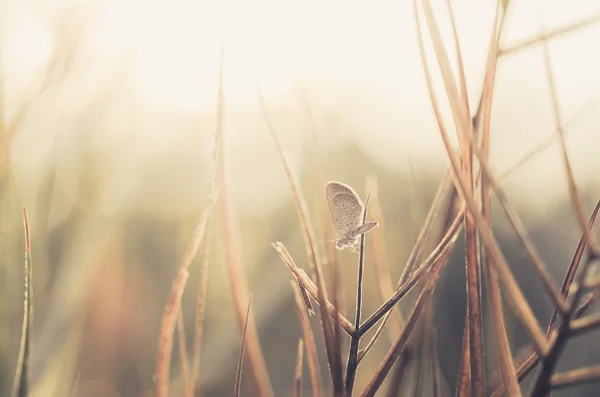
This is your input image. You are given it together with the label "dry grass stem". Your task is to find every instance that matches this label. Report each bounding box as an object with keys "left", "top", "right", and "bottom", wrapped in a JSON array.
[
  {"left": 11, "top": 208, "right": 32, "bottom": 397},
  {"left": 274, "top": 243, "right": 354, "bottom": 334},
  {"left": 417, "top": 0, "right": 549, "bottom": 357},
  {"left": 234, "top": 295, "right": 253, "bottom": 397},
  {"left": 155, "top": 195, "right": 216, "bottom": 397},
  {"left": 255, "top": 86, "right": 339, "bottom": 384},
  {"left": 291, "top": 282, "right": 323, "bottom": 397},
  {"left": 295, "top": 339, "right": 304, "bottom": 397},
  {"left": 190, "top": 215, "right": 213, "bottom": 395}
]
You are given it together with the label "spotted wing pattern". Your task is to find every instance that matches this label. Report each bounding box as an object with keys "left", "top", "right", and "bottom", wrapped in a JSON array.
[{"left": 325, "top": 181, "right": 378, "bottom": 251}]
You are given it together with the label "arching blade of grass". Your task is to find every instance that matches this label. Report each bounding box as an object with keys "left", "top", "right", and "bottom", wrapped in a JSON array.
[
  {"left": 291, "top": 281, "right": 323, "bottom": 397},
  {"left": 234, "top": 295, "right": 253, "bottom": 397},
  {"left": 417, "top": 0, "right": 550, "bottom": 357},
  {"left": 256, "top": 87, "right": 342, "bottom": 391},
  {"left": 11, "top": 208, "right": 32, "bottom": 397},
  {"left": 155, "top": 193, "right": 217, "bottom": 397},
  {"left": 216, "top": 44, "right": 273, "bottom": 396},
  {"left": 294, "top": 338, "right": 304, "bottom": 397}
]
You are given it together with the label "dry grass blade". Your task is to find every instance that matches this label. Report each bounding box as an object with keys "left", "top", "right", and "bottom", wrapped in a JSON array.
[
  {"left": 190, "top": 215, "right": 213, "bottom": 395},
  {"left": 217, "top": 44, "right": 273, "bottom": 396},
  {"left": 274, "top": 242, "right": 354, "bottom": 335},
  {"left": 530, "top": 200, "right": 600, "bottom": 395},
  {"left": 499, "top": 13, "right": 600, "bottom": 57},
  {"left": 488, "top": 283, "right": 600, "bottom": 396},
  {"left": 69, "top": 372, "right": 81, "bottom": 397},
  {"left": 549, "top": 199, "right": 600, "bottom": 329},
  {"left": 359, "top": 205, "right": 464, "bottom": 337},
  {"left": 444, "top": 0, "right": 485, "bottom": 392},
  {"left": 360, "top": 245, "right": 456, "bottom": 397},
  {"left": 177, "top": 312, "right": 191, "bottom": 396},
  {"left": 541, "top": 22, "right": 599, "bottom": 258},
  {"left": 416, "top": 0, "right": 549, "bottom": 357},
  {"left": 331, "top": 252, "right": 345, "bottom": 396},
  {"left": 431, "top": 330, "right": 442, "bottom": 397},
  {"left": 551, "top": 365, "right": 600, "bottom": 390},
  {"left": 254, "top": 86, "right": 339, "bottom": 385},
  {"left": 463, "top": 124, "right": 568, "bottom": 314},
  {"left": 11, "top": 208, "right": 32, "bottom": 397},
  {"left": 155, "top": 194, "right": 217, "bottom": 397},
  {"left": 291, "top": 281, "right": 323, "bottom": 397},
  {"left": 359, "top": 170, "right": 454, "bottom": 357},
  {"left": 497, "top": 95, "right": 600, "bottom": 183},
  {"left": 345, "top": 192, "right": 373, "bottom": 395},
  {"left": 478, "top": 3, "right": 522, "bottom": 396},
  {"left": 234, "top": 294, "right": 253, "bottom": 397},
  {"left": 367, "top": 176, "right": 403, "bottom": 337},
  {"left": 295, "top": 339, "right": 304, "bottom": 397}
]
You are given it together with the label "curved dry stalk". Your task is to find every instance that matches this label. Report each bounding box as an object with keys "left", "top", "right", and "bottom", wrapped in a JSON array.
[
  {"left": 275, "top": 243, "right": 354, "bottom": 335},
  {"left": 69, "top": 372, "right": 81, "bottom": 397},
  {"left": 550, "top": 365, "right": 600, "bottom": 390},
  {"left": 499, "top": 13, "right": 600, "bottom": 57},
  {"left": 217, "top": 45, "right": 273, "bottom": 396},
  {"left": 295, "top": 338, "right": 304, "bottom": 397},
  {"left": 367, "top": 176, "right": 403, "bottom": 338},
  {"left": 291, "top": 282, "right": 323, "bottom": 397},
  {"left": 444, "top": 0, "right": 485, "bottom": 393},
  {"left": 541, "top": 22, "right": 599, "bottom": 258},
  {"left": 345, "top": 192, "right": 373, "bottom": 395},
  {"left": 12, "top": 208, "right": 32, "bottom": 397},
  {"left": 255, "top": 86, "right": 340, "bottom": 388},
  {"left": 177, "top": 312, "right": 190, "bottom": 395},
  {"left": 478, "top": 2, "right": 521, "bottom": 395},
  {"left": 359, "top": 205, "right": 464, "bottom": 337},
  {"left": 360, "top": 245, "right": 456, "bottom": 397},
  {"left": 155, "top": 194, "right": 216, "bottom": 397},
  {"left": 234, "top": 295, "right": 253, "bottom": 397},
  {"left": 417, "top": 0, "right": 549, "bottom": 357},
  {"left": 190, "top": 215, "right": 213, "bottom": 395}
]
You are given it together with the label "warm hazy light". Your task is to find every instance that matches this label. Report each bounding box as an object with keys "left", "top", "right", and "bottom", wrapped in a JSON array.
[{"left": 4, "top": 0, "right": 600, "bottom": 216}]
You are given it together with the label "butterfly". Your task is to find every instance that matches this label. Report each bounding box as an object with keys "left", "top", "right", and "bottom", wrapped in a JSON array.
[{"left": 325, "top": 181, "right": 379, "bottom": 252}]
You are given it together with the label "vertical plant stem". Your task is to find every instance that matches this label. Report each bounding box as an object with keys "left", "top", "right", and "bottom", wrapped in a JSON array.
[
  {"left": 345, "top": 192, "right": 373, "bottom": 395},
  {"left": 234, "top": 295, "right": 253, "bottom": 397}
]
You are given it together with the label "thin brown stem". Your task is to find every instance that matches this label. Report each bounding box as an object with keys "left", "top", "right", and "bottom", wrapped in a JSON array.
[
  {"left": 291, "top": 282, "right": 323, "bottom": 397},
  {"left": 234, "top": 295, "right": 253, "bottom": 397},
  {"left": 295, "top": 339, "right": 304, "bottom": 397}
]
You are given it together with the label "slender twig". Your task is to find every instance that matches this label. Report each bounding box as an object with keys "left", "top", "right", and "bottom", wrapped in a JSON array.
[
  {"left": 295, "top": 339, "right": 304, "bottom": 397},
  {"left": 418, "top": 0, "right": 550, "bottom": 357},
  {"left": 344, "top": 191, "right": 373, "bottom": 395},
  {"left": 275, "top": 243, "right": 354, "bottom": 334},
  {"left": 541, "top": 20, "right": 599, "bottom": 258},
  {"left": 234, "top": 295, "right": 253, "bottom": 397},
  {"left": 12, "top": 208, "right": 32, "bottom": 397},
  {"left": 177, "top": 312, "right": 191, "bottom": 395},
  {"left": 551, "top": 365, "right": 600, "bottom": 390},
  {"left": 331, "top": 234, "right": 345, "bottom": 396},
  {"left": 255, "top": 85, "right": 339, "bottom": 386},
  {"left": 360, "top": 245, "right": 455, "bottom": 397},
  {"left": 218, "top": 45, "right": 273, "bottom": 396},
  {"left": 190, "top": 215, "right": 213, "bottom": 395},
  {"left": 69, "top": 372, "right": 81, "bottom": 397},
  {"left": 155, "top": 194, "right": 216, "bottom": 397},
  {"left": 291, "top": 282, "right": 323, "bottom": 397},
  {"left": 444, "top": 0, "right": 485, "bottom": 392},
  {"left": 359, "top": 205, "right": 464, "bottom": 337},
  {"left": 499, "top": 13, "right": 600, "bottom": 57}
]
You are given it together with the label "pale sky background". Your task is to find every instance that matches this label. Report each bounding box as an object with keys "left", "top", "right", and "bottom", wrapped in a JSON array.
[{"left": 3, "top": 0, "right": 600, "bottom": 219}]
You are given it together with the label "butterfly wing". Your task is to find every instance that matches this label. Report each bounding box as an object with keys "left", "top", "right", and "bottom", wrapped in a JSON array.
[
  {"left": 325, "top": 181, "right": 364, "bottom": 242},
  {"left": 354, "top": 221, "right": 379, "bottom": 236}
]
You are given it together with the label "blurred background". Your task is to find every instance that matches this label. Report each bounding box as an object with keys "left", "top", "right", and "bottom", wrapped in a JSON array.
[{"left": 2, "top": 0, "right": 600, "bottom": 396}]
